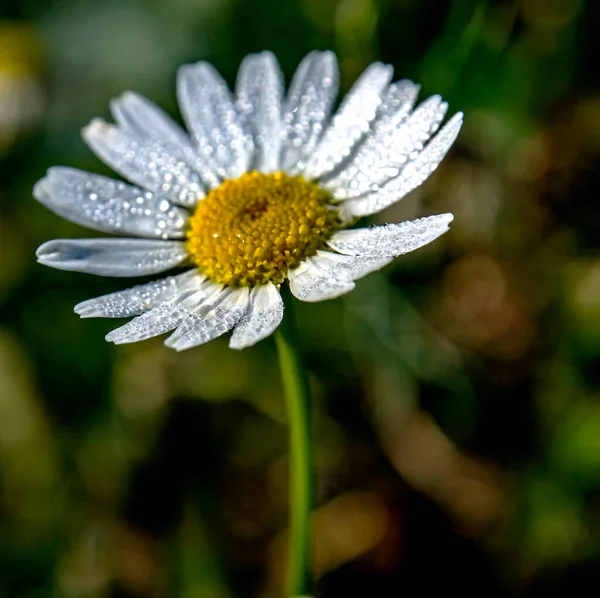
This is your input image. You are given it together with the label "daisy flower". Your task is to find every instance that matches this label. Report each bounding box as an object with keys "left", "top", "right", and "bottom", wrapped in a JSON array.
[{"left": 34, "top": 51, "right": 462, "bottom": 351}]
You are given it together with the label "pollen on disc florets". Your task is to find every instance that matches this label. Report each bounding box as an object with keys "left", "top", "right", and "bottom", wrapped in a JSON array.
[{"left": 186, "top": 171, "right": 342, "bottom": 287}]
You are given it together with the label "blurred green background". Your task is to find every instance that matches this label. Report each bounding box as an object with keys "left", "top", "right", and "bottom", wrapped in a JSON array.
[{"left": 1, "top": 0, "right": 599, "bottom": 595}]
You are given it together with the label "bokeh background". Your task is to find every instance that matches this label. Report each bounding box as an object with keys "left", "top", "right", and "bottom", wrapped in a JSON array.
[{"left": 1, "top": 0, "right": 599, "bottom": 595}]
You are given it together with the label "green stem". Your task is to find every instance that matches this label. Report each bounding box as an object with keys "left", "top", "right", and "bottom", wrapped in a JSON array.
[{"left": 274, "top": 288, "right": 313, "bottom": 597}]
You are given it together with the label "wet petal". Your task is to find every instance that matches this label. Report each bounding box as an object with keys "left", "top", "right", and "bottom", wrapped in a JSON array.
[
  {"left": 83, "top": 119, "right": 205, "bottom": 207},
  {"left": 177, "top": 61, "right": 251, "bottom": 178},
  {"left": 74, "top": 270, "right": 204, "bottom": 318},
  {"left": 288, "top": 258, "right": 356, "bottom": 302},
  {"left": 105, "top": 304, "right": 189, "bottom": 344},
  {"left": 236, "top": 51, "right": 283, "bottom": 173},
  {"left": 374, "top": 79, "right": 421, "bottom": 125},
  {"left": 327, "top": 214, "right": 454, "bottom": 258},
  {"left": 304, "top": 62, "right": 393, "bottom": 179},
  {"left": 280, "top": 51, "right": 339, "bottom": 173},
  {"left": 328, "top": 95, "right": 449, "bottom": 200},
  {"left": 34, "top": 167, "right": 188, "bottom": 239},
  {"left": 105, "top": 281, "right": 222, "bottom": 344},
  {"left": 313, "top": 80, "right": 418, "bottom": 191},
  {"left": 110, "top": 93, "right": 221, "bottom": 190},
  {"left": 165, "top": 287, "right": 250, "bottom": 351},
  {"left": 110, "top": 91, "right": 192, "bottom": 149},
  {"left": 318, "top": 79, "right": 417, "bottom": 180},
  {"left": 343, "top": 113, "right": 463, "bottom": 217},
  {"left": 314, "top": 250, "right": 393, "bottom": 280},
  {"left": 36, "top": 238, "right": 188, "bottom": 277},
  {"left": 229, "top": 283, "right": 283, "bottom": 349},
  {"left": 288, "top": 250, "right": 392, "bottom": 303}
]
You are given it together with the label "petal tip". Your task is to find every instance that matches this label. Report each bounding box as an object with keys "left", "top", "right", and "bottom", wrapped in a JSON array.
[
  {"left": 120, "top": 90, "right": 138, "bottom": 102},
  {"left": 105, "top": 330, "right": 121, "bottom": 344},
  {"left": 449, "top": 112, "right": 464, "bottom": 127},
  {"left": 256, "top": 49, "right": 275, "bottom": 61},
  {"left": 73, "top": 301, "right": 97, "bottom": 318},
  {"left": 228, "top": 338, "right": 246, "bottom": 350},
  {"left": 318, "top": 50, "right": 338, "bottom": 67},
  {"left": 35, "top": 241, "right": 56, "bottom": 260},
  {"left": 82, "top": 118, "right": 110, "bottom": 140},
  {"left": 32, "top": 177, "right": 49, "bottom": 202},
  {"left": 163, "top": 335, "right": 183, "bottom": 351}
]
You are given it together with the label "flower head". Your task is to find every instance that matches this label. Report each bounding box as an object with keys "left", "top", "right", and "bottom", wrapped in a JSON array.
[{"left": 35, "top": 51, "right": 462, "bottom": 351}]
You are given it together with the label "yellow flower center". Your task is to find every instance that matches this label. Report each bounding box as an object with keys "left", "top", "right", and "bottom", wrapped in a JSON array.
[{"left": 186, "top": 171, "right": 341, "bottom": 287}]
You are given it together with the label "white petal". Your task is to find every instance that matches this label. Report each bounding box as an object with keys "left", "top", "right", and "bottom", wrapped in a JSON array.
[
  {"left": 74, "top": 270, "right": 204, "bottom": 318},
  {"left": 109, "top": 93, "right": 221, "bottom": 190},
  {"left": 165, "top": 287, "right": 250, "bottom": 351},
  {"left": 343, "top": 112, "right": 463, "bottom": 217},
  {"left": 327, "top": 95, "right": 449, "bottom": 200},
  {"left": 106, "top": 304, "right": 191, "bottom": 344},
  {"left": 229, "top": 283, "right": 283, "bottom": 349},
  {"left": 83, "top": 119, "right": 205, "bottom": 207},
  {"left": 105, "top": 281, "right": 222, "bottom": 344},
  {"left": 303, "top": 62, "right": 393, "bottom": 180},
  {"left": 314, "top": 79, "right": 419, "bottom": 191},
  {"left": 288, "top": 250, "right": 391, "bottom": 302},
  {"left": 288, "top": 259, "right": 355, "bottom": 302},
  {"left": 36, "top": 238, "right": 188, "bottom": 277},
  {"left": 235, "top": 51, "right": 283, "bottom": 173},
  {"left": 318, "top": 78, "right": 417, "bottom": 179},
  {"left": 177, "top": 61, "right": 251, "bottom": 178},
  {"left": 34, "top": 167, "right": 188, "bottom": 239},
  {"left": 375, "top": 79, "right": 421, "bottom": 123},
  {"left": 313, "top": 250, "right": 393, "bottom": 280},
  {"left": 327, "top": 214, "right": 454, "bottom": 258},
  {"left": 280, "top": 51, "right": 339, "bottom": 173},
  {"left": 110, "top": 91, "right": 192, "bottom": 149}
]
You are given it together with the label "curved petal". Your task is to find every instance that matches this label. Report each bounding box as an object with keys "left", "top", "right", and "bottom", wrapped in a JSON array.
[
  {"left": 342, "top": 112, "right": 463, "bottom": 217},
  {"left": 235, "top": 51, "right": 283, "bottom": 173},
  {"left": 83, "top": 119, "right": 205, "bottom": 207},
  {"left": 110, "top": 91, "right": 192, "bottom": 149},
  {"left": 303, "top": 62, "right": 393, "bottom": 180},
  {"left": 109, "top": 92, "right": 221, "bottom": 190},
  {"left": 177, "top": 61, "right": 251, "bottom": 178},
  {"left": 165, "top": 287, "right": 250, "bottom": 351},
  {"left": 288, "top": 250, "right": 392, "bottom": 303},
  {"left": 327, "top": 95, "right": 449, "bottom": 200},
  {"left": 74, "top": 270, "right": 205, "bottom": 318},
  {"left": 317, "top": 79, "right": 418, "bottom": 180},
  {"left": 229, "top": 283, "right": 283, "bottom": 349},
  {"left": 313, "top": 250, "right": 393, "bottom": 280},
  {"left": 280, "top": 51, "right": 339, "bottom": 173},
  {"left": 374, "top": 79, "right": 421, "bottom": 124},
  {"left": 327, "top": 214, "right": 454, "bottom": 258},
  {"left": 105, "top": 280, "right": 222, "bottom": 344},
  {"left": 36, "top": 238, "right": 188, "bottom": 277},
  {"left": 34, "top": 167, "right": 188, "bottom": 239},
  {"left": 288, "top": 259, "right": 355, "bottom": 302},
  {"left": 310, "top": 80, "right": 418, "bottom": 197}
]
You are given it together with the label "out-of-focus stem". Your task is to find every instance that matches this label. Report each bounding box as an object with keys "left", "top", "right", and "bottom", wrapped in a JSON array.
[{"left": 274, "top": 289, "right": 313, "bottom": 597}]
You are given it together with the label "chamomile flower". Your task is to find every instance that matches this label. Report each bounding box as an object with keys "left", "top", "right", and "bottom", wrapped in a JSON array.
[{"left": 34, "top": 51, "right": 462, "bottom": 351}]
